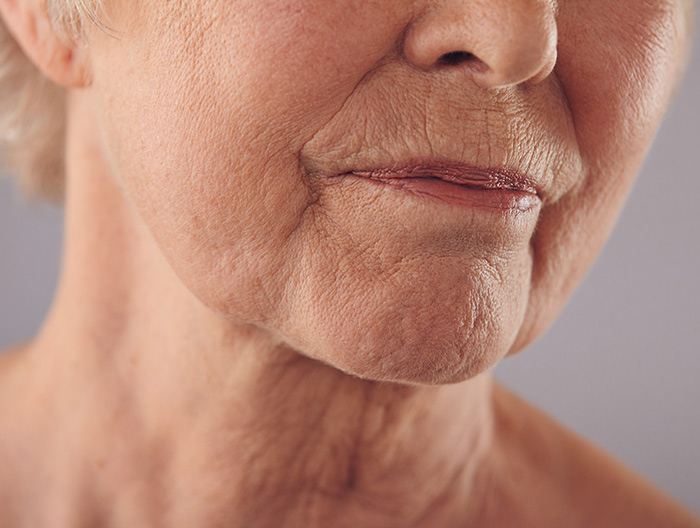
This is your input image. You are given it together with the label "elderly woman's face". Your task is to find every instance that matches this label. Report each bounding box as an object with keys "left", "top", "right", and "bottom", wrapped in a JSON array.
[{"left": 87, "top": 0, "right": 689, "bottom": 383}]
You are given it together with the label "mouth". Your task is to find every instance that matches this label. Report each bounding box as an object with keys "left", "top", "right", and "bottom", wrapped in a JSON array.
[{"left": 339, "top": 162, "right": 542, "bottom": 213}]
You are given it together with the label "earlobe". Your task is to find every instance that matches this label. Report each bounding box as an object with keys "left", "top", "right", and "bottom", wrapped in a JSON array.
[{"left": 0, "top": 0, "right": 91, "bottom": 88}]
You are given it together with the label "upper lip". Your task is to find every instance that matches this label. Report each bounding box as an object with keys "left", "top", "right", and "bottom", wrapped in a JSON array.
[
  {"left": 299, "top": 96, "right": 581, "bottom": 207},
  {"left": 341, "top": 161, "right": 541, "bottom": 197}
]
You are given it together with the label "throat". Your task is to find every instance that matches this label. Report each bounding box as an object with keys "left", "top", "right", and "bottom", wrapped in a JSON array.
[
  {"left": 149, "top": 364, "right": 497, "bottom": 527},
  {"left": 17, "top": 342, "right": 497, "bottom": 528}
]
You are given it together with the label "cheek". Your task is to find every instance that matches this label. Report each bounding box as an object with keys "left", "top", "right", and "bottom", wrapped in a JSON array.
[
  {"left": 511, "top": 0, "right": 688, "bottom": 352},
  {"left": 87, "top": 0, "right": 406, "bottom": 322},
  {"left": 558, "top": 0, "right": 684, "bottom": 156},
  {"left": 88, "top": 23, "right": 308, "bottom": 321}
]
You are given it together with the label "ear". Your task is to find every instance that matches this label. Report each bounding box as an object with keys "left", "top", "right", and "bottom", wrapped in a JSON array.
[{"left": 0, "top": 0, "right": 91, "bottom": 87}]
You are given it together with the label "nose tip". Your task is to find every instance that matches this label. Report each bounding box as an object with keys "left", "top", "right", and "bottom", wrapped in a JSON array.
[{"left": 403, "top": 0, "right": 558, "bottom": 88}]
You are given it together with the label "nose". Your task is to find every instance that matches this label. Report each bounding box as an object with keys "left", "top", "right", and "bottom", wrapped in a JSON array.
[{"left": 403, "top": 0, "right": 558, "bottom": 88}]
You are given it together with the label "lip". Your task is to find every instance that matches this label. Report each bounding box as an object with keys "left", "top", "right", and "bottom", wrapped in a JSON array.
[{"left": 339, "top": 162, "right": 542, "bottom": 213}]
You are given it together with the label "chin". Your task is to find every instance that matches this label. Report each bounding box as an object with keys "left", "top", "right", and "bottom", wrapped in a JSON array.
[
  {"left": 305, "top": 321, "right": 512, "bottom": 386},
  {"left": 281, "top": 286, "right": 521, "bottom": 386},
  {"left": 272, "top": 248, "right": 531, "bottom": 385}
]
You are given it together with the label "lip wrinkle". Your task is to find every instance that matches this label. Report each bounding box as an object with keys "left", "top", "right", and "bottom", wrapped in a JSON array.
[{"left": 344, "top": 162, "right": 541, "bottom": 196}]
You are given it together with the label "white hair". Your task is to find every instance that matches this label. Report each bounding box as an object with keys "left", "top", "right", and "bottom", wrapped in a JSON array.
[{"left": 0, "top": 0, "right": 101, "bottom": 201}]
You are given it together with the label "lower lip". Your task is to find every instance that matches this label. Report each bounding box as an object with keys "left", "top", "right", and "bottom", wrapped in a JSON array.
[{"left": 353, "top": 175, "right": 541, "bottom": 213}]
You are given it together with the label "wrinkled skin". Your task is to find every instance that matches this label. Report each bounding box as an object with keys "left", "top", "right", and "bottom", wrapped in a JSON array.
[
  {"left": 0, "top": 0, "right": 698, "bottom": 526},
  {"left": 88, "top": 0, "right": 687, "bottom": 383}
]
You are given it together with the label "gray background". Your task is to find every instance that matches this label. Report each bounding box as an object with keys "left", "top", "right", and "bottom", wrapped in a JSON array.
[{"left": 2, "top": 15, "right": 699, "bottom": 516}]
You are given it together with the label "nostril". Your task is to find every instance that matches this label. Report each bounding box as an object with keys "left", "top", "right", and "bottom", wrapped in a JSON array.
[{"left": 438, "top": 51, "right": 475, "bottom": 67}]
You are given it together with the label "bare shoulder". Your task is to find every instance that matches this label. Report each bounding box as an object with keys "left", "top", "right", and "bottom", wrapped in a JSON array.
[
  {"left": 0, "top": 343, "right": 48, "bottom": 441},
  {"left": 0, "top": 343, "right": 37, "bottom": 452},
  {"left": 0, "top": 343, "right": 34, "bottom": 404},
  {"left": 0, "top": 344, "right": 27, "bottom": 406},
  {"left": 0, "top": 343, "right": 58, "bottom": 526},
  {"left": 0, "top": 344, "right": 32, "bottom": 525},
  {"left": 483, "top": 383, "right": 700, "bottom": 528}
]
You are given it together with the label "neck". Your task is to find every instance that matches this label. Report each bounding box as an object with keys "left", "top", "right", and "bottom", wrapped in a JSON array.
[{"left": 18, "top": 95, "right": 499, "bottom": 528}]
